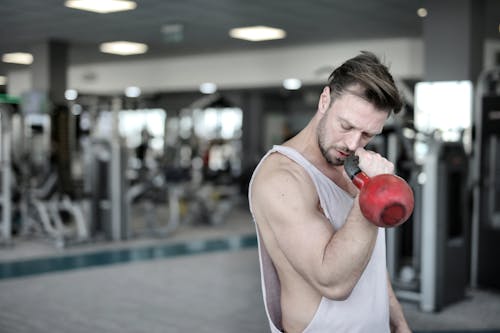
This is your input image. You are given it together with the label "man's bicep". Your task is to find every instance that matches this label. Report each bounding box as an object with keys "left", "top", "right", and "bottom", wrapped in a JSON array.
[{"left": 257, "top": 173, "right": 335, "bottom": 285}]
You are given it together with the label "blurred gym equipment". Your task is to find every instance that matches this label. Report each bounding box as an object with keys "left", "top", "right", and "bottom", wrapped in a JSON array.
[
  {"left": 471, "top": 68, "right": 500, "bottom": 290},
  {"left": 0, "top": 101, "right": 15, "bottom": 245},
  {"left": 14, "top": 95, "right": 89, "bottom": 248},
  {"left": 380, "top": 80, "right": 473, "bottom": 312}
]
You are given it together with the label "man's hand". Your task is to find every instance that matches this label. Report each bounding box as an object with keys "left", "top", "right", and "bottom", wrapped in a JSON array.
[{"left": 355, "top": 147, "right": 394, "bottom": 177}]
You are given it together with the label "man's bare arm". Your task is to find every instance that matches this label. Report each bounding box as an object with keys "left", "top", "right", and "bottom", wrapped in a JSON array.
[
  {"left": 387, "top": 273, "right": 412, "bottom": 332},
  {"left": 251, "top": 163, "right": 378, "bottom": 300}
]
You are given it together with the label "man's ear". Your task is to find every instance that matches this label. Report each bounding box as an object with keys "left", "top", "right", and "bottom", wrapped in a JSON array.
[{"left": 318, "top": 86, "right": 331, "bottom": 115}]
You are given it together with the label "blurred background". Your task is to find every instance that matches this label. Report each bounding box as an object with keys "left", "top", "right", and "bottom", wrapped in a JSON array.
[{"left": 0, "top": 0, "right": 500, "bottom": 332}]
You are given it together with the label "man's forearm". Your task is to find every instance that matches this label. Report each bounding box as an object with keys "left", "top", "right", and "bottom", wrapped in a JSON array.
[{"left": 387, "top": 273, "right": 411, "bottom": 332}]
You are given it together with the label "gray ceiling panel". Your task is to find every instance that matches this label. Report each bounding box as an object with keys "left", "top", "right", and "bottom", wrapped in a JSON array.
[{"left": 0, "top": 0, "right": 498, "bottom": 76}]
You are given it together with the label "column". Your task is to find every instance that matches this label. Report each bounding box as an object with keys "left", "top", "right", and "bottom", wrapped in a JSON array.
[{"left": 423, "top": 0, "right": 485, "bottom": 82}]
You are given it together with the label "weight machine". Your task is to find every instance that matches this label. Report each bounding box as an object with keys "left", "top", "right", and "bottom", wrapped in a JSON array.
[
  {"left": 8, "top": 92, "right": 89, "bottom": 248},
  {"left": 471, "top": 68, "right": 500, "bottom": 289},
  {"left": 0, "top": 103, "right": 14, "bottom": 244},
  {"left": 386, "top": 81, "right": 472, "bottom": 312},
  {"left": 88, "top": 101, "right": 185, "bottom": 240}
]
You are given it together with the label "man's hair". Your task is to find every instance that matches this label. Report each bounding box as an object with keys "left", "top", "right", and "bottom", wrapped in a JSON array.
[{"left": 327, "top": 51, "right": 404, "bottom": 114}]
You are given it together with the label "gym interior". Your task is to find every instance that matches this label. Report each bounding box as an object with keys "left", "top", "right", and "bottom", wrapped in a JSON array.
[{"left": 1, "top": 1, "right": 500, "bottom": 332}]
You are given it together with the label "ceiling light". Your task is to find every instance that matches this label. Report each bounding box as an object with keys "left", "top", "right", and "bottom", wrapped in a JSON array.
[
  {"left": 229, "top": 25, "right": 286, "bottom": 42},
  {"left": 283, "top": 78, "right": 302, "bottom": 90},
  {"left": 125, "top": 86, "right": 141, "bottom": 97},
  {"left": 64, "top": 0, "right": 137, "bottom": 14},
  {"left": 65, "top": 89, "right": 78, "bottom": 101},
  {"left": 199, "top": 82, "right": 217, "bottom": 94},
  {"left": 99, "top": 41, "right": 148, "bottom": 55},
  {"left": 417, "top": 8, "right": 428, "bottom": 18},
  {"left": 0, "top": 76, "right": 6, "bottom": 85},
  {"left": 2, "top": 52, "right": 33, "bottom": 65}
]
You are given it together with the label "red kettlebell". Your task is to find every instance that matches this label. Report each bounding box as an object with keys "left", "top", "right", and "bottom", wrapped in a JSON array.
[{"left": 344, "top": 154, "right": 414, "bottom": 228}]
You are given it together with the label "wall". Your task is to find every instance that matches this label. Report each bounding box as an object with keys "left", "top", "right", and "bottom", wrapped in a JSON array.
[{"left": 8, "top": 37, "right": 424, "bottom": 97}]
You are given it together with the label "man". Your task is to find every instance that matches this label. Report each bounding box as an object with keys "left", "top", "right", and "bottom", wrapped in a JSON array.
[{"left": 249, "top": 51, "right": 411, "bottom": 333}]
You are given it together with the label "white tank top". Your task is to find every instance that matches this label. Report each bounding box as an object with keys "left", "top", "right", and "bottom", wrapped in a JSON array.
[{"left": 249, "top": 145, "right": 390, "bottom": 333}]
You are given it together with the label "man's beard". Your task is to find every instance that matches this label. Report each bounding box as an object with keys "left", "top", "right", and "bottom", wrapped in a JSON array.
[
  {"left": 317, "top": 117, "right": 345, "bottom": 166},
  {"left": 318, "top": 141, "right": 345, "bottom": 166}
]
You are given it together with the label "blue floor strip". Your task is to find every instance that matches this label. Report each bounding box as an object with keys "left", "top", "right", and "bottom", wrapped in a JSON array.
[{"left": 0, "top": 233, "right": 258, "bottom": 280}]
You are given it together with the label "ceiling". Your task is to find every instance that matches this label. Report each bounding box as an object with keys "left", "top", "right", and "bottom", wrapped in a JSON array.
[{"left": 0, "top": 0, "right": 499, "bottom": 77}]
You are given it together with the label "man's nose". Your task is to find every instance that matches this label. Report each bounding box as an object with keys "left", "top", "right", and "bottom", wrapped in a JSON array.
[{"left": 345, "top": 132, "right": 362, "bottom": 151}]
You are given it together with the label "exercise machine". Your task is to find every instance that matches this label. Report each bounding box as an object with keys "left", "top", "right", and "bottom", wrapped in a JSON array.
[
  {"left": 12, "top": 94, "right": 89, "bottom": 248},
  {"left": 0, "top": 102, "right": 14, "bottom": 244},
  {"left": 471, "top": 68, "right": 500, "bottom": 289},
  {"left": 386, "top": 81, "right": 473, "bottom": 312}
]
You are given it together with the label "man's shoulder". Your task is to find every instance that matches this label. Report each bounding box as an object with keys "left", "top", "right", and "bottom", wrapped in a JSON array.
[
  {"left": 253, "top": 151, "right": 309, "bottom": 191},
  {"left": 250, "top": 152, "right": 318, "bottom": 220}
]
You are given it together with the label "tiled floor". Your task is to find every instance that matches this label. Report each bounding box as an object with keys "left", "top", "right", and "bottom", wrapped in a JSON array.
[{"left": 0, "top": 199, "right": 499, "bottom": 333}]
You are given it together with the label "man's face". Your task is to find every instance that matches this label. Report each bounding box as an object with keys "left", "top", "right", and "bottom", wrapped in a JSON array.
[{"left": 317, "top": 92, "right": 388, "bottom": 166}]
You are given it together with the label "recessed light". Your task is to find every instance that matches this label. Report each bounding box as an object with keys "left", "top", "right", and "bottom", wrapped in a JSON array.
[
  {"left": 125, "top": 86, "right": 141, "bottom": 98},
  {"left": 2, "top": 52, "right": 33, "bottom": 65},
  {"left": 65, "top": 89, "right": 78, "bottom": 101},
  {"left": 64, "top": 0, "right": 137, "bottom": 14},
  {"left": 417, "top": 8, "right": 428, "bottom": 18},
  {"left": 199, "top": 82, "right": 217, "bottom": 94},
  {"left": 229, "top": 25, "right": 286, "bottom": 42},
  {"left": 283, "top": 78, "right": 302, "bottom": 90},
  {"left": 99, "top": 41, "right": 148, "bottom": 55}
]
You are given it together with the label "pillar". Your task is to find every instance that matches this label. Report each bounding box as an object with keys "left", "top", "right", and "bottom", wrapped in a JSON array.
[
  {"left": 423, "top": 0, "right": 485, "bottom": 82},
  {"left": 31, "top": 40, "right": 68, "bottom": 104}
]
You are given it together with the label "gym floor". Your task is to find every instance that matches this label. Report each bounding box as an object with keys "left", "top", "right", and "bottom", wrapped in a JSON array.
[{"left": 0, "top": 199, "right": 499, "bottom": 333}]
